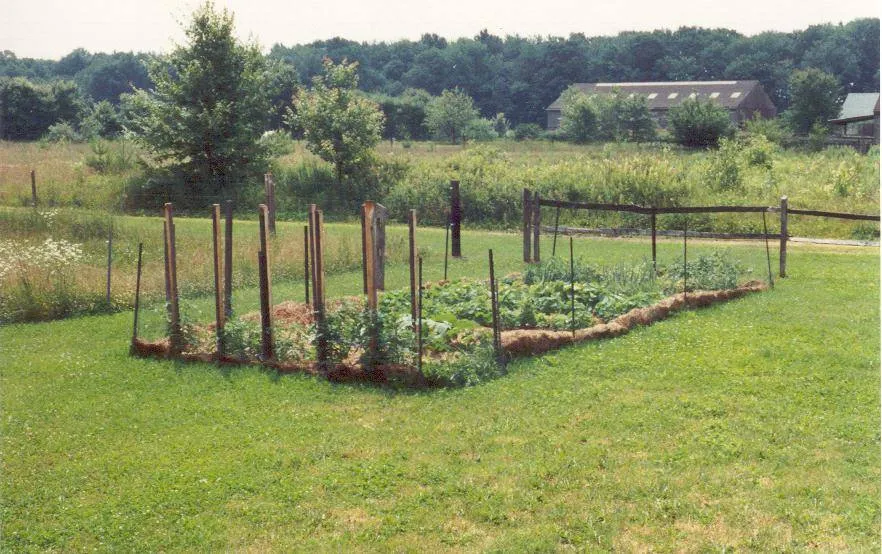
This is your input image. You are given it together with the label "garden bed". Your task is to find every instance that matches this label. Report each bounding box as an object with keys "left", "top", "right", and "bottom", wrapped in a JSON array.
[{"left": 133, "top": 252, "right": 765, "bottom": 386}]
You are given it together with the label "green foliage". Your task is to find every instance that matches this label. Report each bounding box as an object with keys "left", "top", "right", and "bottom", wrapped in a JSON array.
[
  {"left": 663, "top": 251, "right": 743, "bottom": 292},
  {"left": 669, "top": 97, "right": 734, "bottom": 147},
  {"left": 462, "top": 118, "right": 496, "bottom": 142},
  {"left": 704, "top": 138, "right": 743, "bottom": 190},
  {"left": 559, "top": 87, "right": 598, "bottom": 143},
  {"left": 493, "top": 113, "right": 510, "bottom": 138},
  {"left": 84, "top": 140, "right": 136, "bottom": 174},
  {"left": 785, "top": 68, "right": 843, "bottom": 134},
  {"left": 743, "top": 115, "right": 790, "bottom": 145},
  {"left": 290, "top": 58, "right": 385, "bottom": 182},
  {"left": 0, "top": 77, "right": 85, "bottom": 140},
  {"left": 42, "top": 121, "right": 83, "bottom": 143},
  {"left": 513, "top": 123, "right": 543, "bottom": 140},
  {"left": 807, "top": 121, "right": 831, "bottom": 152},
  {"left": 81, "top": 100, "right": 123, "bottom": 139},
  {"left": 375, "top": 88, "right": 431, "bottom": 141},
  {"left": 425, "top": 88, "right": 479, "bottom": 144},
  {"left": 128, "top": 2, "right": 274, "bottom": 198}
]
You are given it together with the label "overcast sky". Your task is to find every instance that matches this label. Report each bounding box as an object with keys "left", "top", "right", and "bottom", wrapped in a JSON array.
[{"left": 4, "top": 0, "right": 879, "bottom": 59}]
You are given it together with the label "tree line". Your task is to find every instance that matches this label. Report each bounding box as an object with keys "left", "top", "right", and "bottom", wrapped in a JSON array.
[{"left": 0, "top": 17, "right": 878, "bottom": 141}]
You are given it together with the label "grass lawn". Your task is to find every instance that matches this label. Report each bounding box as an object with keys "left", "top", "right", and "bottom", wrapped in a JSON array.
[{"left": 1, "top": 228, "right": 879, "bottom": 551}]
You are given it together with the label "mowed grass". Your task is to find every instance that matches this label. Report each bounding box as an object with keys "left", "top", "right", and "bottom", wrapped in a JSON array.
[{"left": 1, "top": 230, "right": 879, "bottom": 551}]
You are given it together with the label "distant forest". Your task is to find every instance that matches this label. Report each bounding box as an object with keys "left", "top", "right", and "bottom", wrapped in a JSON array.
[{"left": 1, "top": 18, "right": 878, "bottom": 126}]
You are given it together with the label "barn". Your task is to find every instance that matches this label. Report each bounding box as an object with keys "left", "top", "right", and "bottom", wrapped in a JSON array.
[
  {"left": 545, "top": 80, "right": 777, "bottom": 130},
  {"left": 829, "top": 92, "right": 880, "bottom": 142}
]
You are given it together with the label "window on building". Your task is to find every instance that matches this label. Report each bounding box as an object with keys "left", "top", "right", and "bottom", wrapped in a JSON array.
[
  {"left": 648, "top": 93, "right": 658, "bottom": 99},
  {"left": 688, "top": 92, "right": 697, "bottom": 99},
  {"left": 730, "top": 92, "right": 742, "bottom": 98},
  {"left": 710, "top": 92, "right": 720, "bottom": 98},
  {"left": 668, "top": 93, "right": 678, "bottom": 99}
]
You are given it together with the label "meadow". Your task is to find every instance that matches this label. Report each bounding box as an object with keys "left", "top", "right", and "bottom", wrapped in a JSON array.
[{"left": 1, "top": 230, "right": 878, "bottom": 551}]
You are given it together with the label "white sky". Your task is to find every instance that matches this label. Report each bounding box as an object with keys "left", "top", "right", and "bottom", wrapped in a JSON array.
[{"left": 3, "top": 0, "right": 879, "bottom": 59}]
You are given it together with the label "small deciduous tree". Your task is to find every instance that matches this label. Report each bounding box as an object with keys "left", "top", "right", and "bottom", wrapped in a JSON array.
[
  {"left": 559, "top": 87, "right": 598, "bottom": 143},
  {"left": 784, "top": 68, "right": 843, "bottom": 134},
  {"left": 669, "top": 97, "right": 734, "bottom": 147},
  {"left": 129, "top": 2, "right": 274, "bottom": 197},
  {"left": 425, "top": 88, "right": 478, "bottom": 144},
  {"left": 290, "top": 58, "right": 385, "bottom": 183}
]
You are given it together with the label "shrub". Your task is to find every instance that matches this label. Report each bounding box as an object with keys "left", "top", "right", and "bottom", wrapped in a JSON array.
[
  {"left": 462, "top": 118, "right": 497, "bottom": 142},
  {"left": 513, "top": 123, "right": 543, "bottom": 140},
  {"left": 669, "top": 97, "right": 734, "bottom": 147},
  {"left": 741, "top": 134, "right": 776, "bottom": 169},
  {"left": 704, "top": 138, "right": 743, "bottom": 190},
  {"left": 559, "top": 87, "right": 598, "bottom": 143},
  {"left": 43, "top": 121, "right": 83, "bottom": 143}
]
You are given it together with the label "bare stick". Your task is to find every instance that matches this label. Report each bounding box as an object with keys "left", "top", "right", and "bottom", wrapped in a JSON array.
[
  {"left": 763, "top": 210, "right": 774, "bottom": 288},
  {"left": 683, "top": 218, "right": 688, "bottom": 302},
  {"left": 264, "top": 173, "right": 276, "bottom": 235},
  {"left": 417, "top": 256, "right": 424, "bottom": 375},
  {"left": 489, "top": 249, "right": 501, "bottom": 361},
  {"left": 224, "top": 200, "right": 233, "bottom": 319},
  {"left": 552, "top": 206, "right": 561, "bottom": 257},
  {"left": 211, "top": 204, "right": 224, "bottom": 358},
  {"left": 408, "top": 209, "right": 417, "bottom": 329},
  {"left": 130, "top": 242, "right": 143, "bottom": 354},
  {"left": 570, "top": 236, "right": 575, "bottom": 336},
  {"left": 779, "top": 196, "right": 788, "bottom": 278},
  {"left": 105, "top": 221, "right": 113, "bottom": 305},
  {"left": 363, "top": 202, "right": 377, "bottom": 310},
  {"left": 30, "top": 169, "right": 37, "bottom": 207}
]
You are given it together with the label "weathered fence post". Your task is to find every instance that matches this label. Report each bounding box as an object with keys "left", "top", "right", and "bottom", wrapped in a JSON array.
[
  {"left": 650, "top": 210, "right": 657, "bottom": 273},
  {"left": 408, "top": 209, "right": 418, "bottom": 329},
  {"left": 762, "top": 210, "right": 774, "bottom": 288},
  {"left": 105, "top": 221, "right": 113, "bottom": 305},
  {"left": 373, "top": 204, "right": 388, "bottom": 291},
  {"left": 532, "top": 191, "right": 541, "bottom": 263},
  {"left": 488, "top": 249, "right": 501, "bottom": 363},
  {"left": 130, "top": 242, "right": 143, "bottom": 355},
  {"left": 257, "top": 204, "right": 274, "bottom": 360},
  {"left": 163, "top": 203, "right": 182, "bottom": 356},
  {"left": 30, "top": 169, "right": 37, "bottom": 207},
  {"left": 211, "top": 204, "right": 225, "bottom": 358},
  {"left": 360, "top": 206, "right": 368, "bottom": 294},
  {"left": 223, "top": 200, "right": 233, "bottom": 319},
  {"left": 264, "top": 173, "right": 276, "bottom": 235},
  {"left": 309, "top": 205, "right": 329, "bottom": 368},
  {"left": 303, "top": 225, "right": 310, "bottom": 306},
  {"left": 779, "top": 196, "right": 788, "bottom": 278},
  {"left": 163, "top": 226, "right": 170, "bottom": 304},
  {"left": 523, "top": 188, "right": 532, "bottom": 262},
  {"left": 450, "top": 180, "right": 462, "bottom": 257}
]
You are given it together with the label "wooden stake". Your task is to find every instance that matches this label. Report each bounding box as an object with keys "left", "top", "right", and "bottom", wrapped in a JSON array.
[
  {"left": 532, "top": 191, "right": 541, "bottom": 263},
  {"left": 30, "top": 169, "right": 37, "bottom": 207},
  {"left": 552, "top": 206, "right": 561, "bottom": 257},
  {"left": 363, "top": 201, "right": 377, "bottom": 310},
  {"left": 224, "top": 200, "right": 233, "bottom": 319},
  {"left": 264, "top": 173, "right": 276, "bottom": 235},
  {"left": 105, "top": 221, "right": 113, "bottom": 305},
  {"left": 130, "top": 242, "right": 143, "bottom": 354},
  {"left": 450, "top": 180, "right": 462, "bottom": 257},
  {"left": 303, "top": 225, "right": 310, "bottom": 306},
  {"left": 360, "top": 207, "right": 368, "bottom": 294},
  {"left": 408, "top": 209, "right": 417, "bottom": 328},
  {"left": 211, "top": 204, "right": 225, "bottom": 357},
  {"left": 523, "top": 188, "right": 532, "bottom": 262},
  {"left": 417, "top": 256, "right": 423, "bottom": 375},
  {"left": 257, "top": 204, "right": 274, "bottom": 360},
  {"left": 779, "top": 196, "right": 788, "bottom": 278},
  {"left": 763, "top": 210, "right": 774, "bottom": 288},
  {"left": 163, "top": 225, "right": 170, "bottom": 304},
  {"left": 444, "top": 211, "right": 450, "bottom": 280},
  {"left": 163, "top": 203, "right": 181, "bottom": 355}
]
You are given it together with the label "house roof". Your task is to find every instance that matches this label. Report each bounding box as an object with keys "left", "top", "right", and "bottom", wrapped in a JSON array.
[
  {"left": 830, "top": 92, "right": 880, "bottom": 124},
  {"left": 546, "top": 80, "right": 763, "bottom": 111}
]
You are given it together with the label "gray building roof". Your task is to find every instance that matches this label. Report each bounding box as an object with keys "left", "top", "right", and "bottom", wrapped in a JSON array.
[
  {"left": 830, "top": 93, "right": 880, "bottom": 123},
  {"left": 546, "top": 80, "right": 765, "bottom": 112}
]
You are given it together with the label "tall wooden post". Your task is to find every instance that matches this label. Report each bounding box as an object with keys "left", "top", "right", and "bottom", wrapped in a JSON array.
[
  {"left": 130, "top": 242, "right": 143, "bottom": 354},
  {"left": 532, "top": 191, "right": 541, "bottom": 263},
  {"left": 408, "top": 209, "right": 418, "bottom": 328},
  {"left": 211, "top": 204, "right": 225, "bottom": 357},
  {"left": 450, "top": 180, "right": 462, "bottom": 258},
  {"left": 523, "top": 188, "right": 532, "bottom": 262},
  {"left": 310, "top": 207, "right": 329, "bottom": 368},
  {"left": 362, "top": 202, "right": 378, "bottom": 311},
  {"left": 257, "top": 204, "right": 274, "bottom": 360},
  {"left": 163, "top": 203, "right": 182, "bottom": 356},
  {"left": 264, "top": 173, "right": 276, "bottom": 235},
  {"left": 303, "top": 225, "right": 310, "bottom": 306},
  {"left": 360, "top": 207, "right": 368, "bottom": 294},
  {"left": 372, "top": 204, "right": 388, "bottom": 291},
  {"left": 105, "top": 221, "right": 113, "bottom": 305},
  {"left": 223, "top": 200, "right": 233, "bottom": 319},
  {"left": 30, "top": 169, "right": 37, "bottom": 207},
  {"left": 163, "top": 226, "right": 170, "bottom": 304},
  {"left": 489, "top": 250, "right": 501, "bottom": 362},
  {"left": 779, "top": 196, "right": 788, "bottom": 278},
  {"left": 552, "top": 206, "right": 561, "bottom": 257}
]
